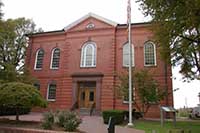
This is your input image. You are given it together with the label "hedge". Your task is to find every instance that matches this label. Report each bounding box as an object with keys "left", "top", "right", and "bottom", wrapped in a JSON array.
[
  {"left": 123, "top": 109, "right": 143, "bottom": 120},
  {"left": 102, "top": 110, "right": 124, "bottom": 124},
  {"left": 167, "top": 129, "right": 191, "bottom": 133},
  {"left": 0, "top": 106, "right": 31, "bottom": 116}
]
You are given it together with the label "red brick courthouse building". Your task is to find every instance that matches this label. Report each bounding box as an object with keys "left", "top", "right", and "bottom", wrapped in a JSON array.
[{"left": 26, "top": 13, "right": 173, "bottom": 118}]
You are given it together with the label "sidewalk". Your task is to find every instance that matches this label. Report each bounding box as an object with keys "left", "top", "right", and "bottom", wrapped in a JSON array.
[
  {"left": 79, "top": 115, "right": 144, "bottom": 133},
  {"left": 0, "top": 112, "right": 145, "bottom": 133}
]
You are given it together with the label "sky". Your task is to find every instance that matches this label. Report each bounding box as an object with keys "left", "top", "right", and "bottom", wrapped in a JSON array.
[{"left": 1, "top": 0, "right": 200, "bottom": 109}]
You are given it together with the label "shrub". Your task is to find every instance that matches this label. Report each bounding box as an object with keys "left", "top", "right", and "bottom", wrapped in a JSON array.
[
  {"left": 41, "top": 110, "right": 81, "bottom": 131},
  {"left": 123, "top": 109, "right": 135, "bottom": 120},
  {"left": 41, "top": 111, "right": 54, "bottom": 129},
  {"left": 123, "top": 109, "right": 143, "bottom": 120},
  {"left": 167, "top": 129, "right": 191, "bottom": 133},
  {"left": 63, "top": 119, "right": 81, "bottom": 132},
  {"left": 177, "top": 108, "right": 190, "bottom": 118},
  {"left": 0, "top": 82, "right": 47, "bottom": 120},
  {"left": 133, "top": 112, "right": 143, "bottom": 119},
  {"left": 102, "top": 110, "right": 124, "bottom": 124},
  {"left": 0, "top": 106, "right": 30, "bottom": 116},
  {"left": 56, "top": 110, "right": 81, "bottom": 131}
]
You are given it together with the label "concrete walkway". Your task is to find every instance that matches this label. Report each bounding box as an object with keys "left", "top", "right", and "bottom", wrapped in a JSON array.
[
  {"left": 0, "top": 112, "right": 145, "bottom": 133},
  {"left": 79, "top": 115, "right": 144, "bottom": 133}
]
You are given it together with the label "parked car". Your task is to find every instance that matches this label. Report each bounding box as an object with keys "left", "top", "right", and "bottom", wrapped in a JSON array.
[{"left": 189, "top": 106, "right": 200, "bottom": 118}]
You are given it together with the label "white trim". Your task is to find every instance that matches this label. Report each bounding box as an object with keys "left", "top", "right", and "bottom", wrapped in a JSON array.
[
  {"left": 46, "top": 83, "right": 56, "bottom": 101},
  {"left": 80, "top": 42, "right": 97, "bottom": 68},
  {"left": 50, "top": 48, "right": 60, "bottom": 69},
  {"left": 64, "top": 12, "right": 117, "bottom": 31},
  {"left": 34, "top": 49, "right": 43, "bottom": 70},
  {"left": 123, "top": 43, "right": 135, "bottom": 67},
  {"left": 144, "top": 41, "right": 157, "bottom": 66}
]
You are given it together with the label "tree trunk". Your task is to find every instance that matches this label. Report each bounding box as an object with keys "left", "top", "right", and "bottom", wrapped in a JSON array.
[{"left": 16, "top": 107, "right": 19, "bottom": 121}]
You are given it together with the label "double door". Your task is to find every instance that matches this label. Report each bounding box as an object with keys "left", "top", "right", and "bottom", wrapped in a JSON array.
[{"left": 78, "top": 88, "right": 96, "bottom": 108}]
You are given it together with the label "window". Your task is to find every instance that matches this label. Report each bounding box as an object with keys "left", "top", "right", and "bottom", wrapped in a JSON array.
[
  {"left": 50, "top": 48, "right": 60, "bottom": 69},
  {"left": 123, "top": 43, "right": 134, "bottom": 67},
  {"left": 123, "top": 88, "right": 134, "bottom": 103},
  {"left": 34, "top": 49, "right": 44, "bottom": 70},
  {"left": 80, "top": 42, "right": 96, "bottom": 67},
  {"left": 33, "top": 82, "right": 40, "bottom": 90},
  {"left": 144, "top": 42, "right": 156, "bottom": 66},
  {"left": 89, "top": 91, "right": 94, "bottom": 101},
  {"left": 47, "top": 82, "right": 56, "bottom": 101}
]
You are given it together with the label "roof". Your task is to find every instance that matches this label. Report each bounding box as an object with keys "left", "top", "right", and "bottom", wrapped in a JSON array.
[
  {"left": 64, "top": 12, "right": 118, "bottom": 31},
  {"left": 117, "top": 22, "right": 151, "bottom": 27},
  {"left": 28, "top": 13, "right": 152, "bottom": 37},
  {"left": 26, "top": 30, "right": 64, "bottom": 37}
]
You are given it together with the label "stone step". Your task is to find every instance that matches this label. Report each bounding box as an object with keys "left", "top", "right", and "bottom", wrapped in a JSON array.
[{"left": 79, "top": 108, "right": 96, "bottom": 116}]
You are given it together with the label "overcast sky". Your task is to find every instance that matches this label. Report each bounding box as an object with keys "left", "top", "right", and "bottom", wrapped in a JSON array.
[{"left": 2, "top": 0, "right": 200, "bottom": 109}]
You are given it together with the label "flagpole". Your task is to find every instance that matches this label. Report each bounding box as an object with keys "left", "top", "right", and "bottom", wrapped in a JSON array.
[{"left": 127, "top": 0, "right": 133, "bottom": 126}]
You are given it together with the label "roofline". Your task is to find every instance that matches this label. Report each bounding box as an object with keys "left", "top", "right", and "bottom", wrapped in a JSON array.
[
  {"left": 64, "top": 12, "right": 118, "bottom": 31},
  {"left": 117, "top": 21, "right": 152, "bottom": 27},
  {"left": 27, "top": 29, "right": 65, "bottom": 37},
  {"left": 27, "top": 21, "right": 152, "bottom": 37}
]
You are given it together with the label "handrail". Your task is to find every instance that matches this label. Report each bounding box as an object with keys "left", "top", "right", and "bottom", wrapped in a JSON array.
[
  {"left": 70, "top": 101, "right": 78, "bottom": 111},
  {"left": 90, "top": 103, "right": 95, "bottom": 116}
]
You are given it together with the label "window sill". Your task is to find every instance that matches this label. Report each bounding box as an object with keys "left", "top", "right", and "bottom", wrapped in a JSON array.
[
  {"left": 80, "top": 66, "right": 96, "bottom": 68},
  {"left": 47, "top": 99, "right": 56, "bottom": 102},
  {"left": 34, "top": 68, "right": 42, "bottom": 71},
  {"left": 50, "top": 68, "right": 59, "bottom": 70},
  {"left": 144, "top": 64, "right": 157, "bottom": 67},
  {"left": 122, "top": 66, "right": 135, "bottom": 68}
]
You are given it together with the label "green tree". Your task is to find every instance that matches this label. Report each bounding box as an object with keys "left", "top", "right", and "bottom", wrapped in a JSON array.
[
  {"left": 0, "top": 82, "right": 47, "bottom": 121},
  {"left": 134, "top": 70, "right": 165, "bottom": 115},
  {"left": 137, "top": 0, "right": 200, "bottom": 80},
  {"left": 0, "top": 18, "right": 42, "bottom": 83},
  {"left": 0, "top": 0, "right": 3, "bottom": 19},
  {"left": 117, "top": 70, "right": 165, "bottom": 116}
]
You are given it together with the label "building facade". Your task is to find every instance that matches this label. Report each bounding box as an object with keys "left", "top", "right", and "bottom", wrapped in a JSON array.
[{"left": 26, "top": 13, "right": 173, "bottom": 118}]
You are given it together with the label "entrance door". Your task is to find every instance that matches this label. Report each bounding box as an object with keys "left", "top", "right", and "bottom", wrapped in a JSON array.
[{"left": 78, "top": 88, "right": 96, "bottom": 108}]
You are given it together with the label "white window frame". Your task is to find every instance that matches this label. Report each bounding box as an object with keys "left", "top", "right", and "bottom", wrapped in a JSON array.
[
  {"left": 33, "top": 82, "right": 40, "bottom": 90},
  {"left": 144, "top": 41, "right": 157, "bottom": 66},
  {"left": 122, "top": 43, "right": 134, "bottom": 67},
  {"left": 50, "top": 48, "right": 60, "bottom": 69},
  {"left": 47, "top": 83, "right": 56, "bottom": 101},
  {"left": 80, "top": 42, "right": 96, "bottom": 68},
  {"left": 34, "top": 49, "right": 44, "bottom": 70},
  {"left": 123, "top": 90, "right": 134, "bottom": 103}
]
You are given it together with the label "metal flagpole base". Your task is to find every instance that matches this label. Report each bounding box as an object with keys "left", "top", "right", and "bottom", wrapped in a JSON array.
[{"left": 127, "top": 122, "right": 134, "bottom": 127}]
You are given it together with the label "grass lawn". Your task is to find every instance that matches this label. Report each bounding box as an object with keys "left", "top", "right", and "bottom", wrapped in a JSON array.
[{"left": 133, "top": 120, "right": 200, "bottom": 133}]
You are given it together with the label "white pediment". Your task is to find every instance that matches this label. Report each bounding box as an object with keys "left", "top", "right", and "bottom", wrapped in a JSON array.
[{"left": 64, "top": 13, "right": 117, "bottom": 31}]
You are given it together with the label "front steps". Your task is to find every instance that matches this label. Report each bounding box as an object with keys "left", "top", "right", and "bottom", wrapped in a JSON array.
[{"left": 79, "top": 108, "right": 100, "bottom": 116}]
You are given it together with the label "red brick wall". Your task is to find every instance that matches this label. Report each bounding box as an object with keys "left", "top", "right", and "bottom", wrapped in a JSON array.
[
  {"left": 114, "top": 24, "right": 173, "bottom": 117},
  {"left": 27, "top": 18, "right": 173, "bottom": 118}
]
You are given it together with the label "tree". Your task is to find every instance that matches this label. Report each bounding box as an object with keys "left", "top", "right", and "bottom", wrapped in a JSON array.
[
  {"left": 117, "top": 69, "right": 165, "bottom": 116},
  {"left": 0, "top": 18, "right": 43, "bottom": 83},
  {"left": 0, "top": 0, "right": 3, "bottom": 19},
  {"left": 134, "top": 70, "right": 165, "bottom": 115},
  {"left": 137, "top": 0, "right": 200, "bottom": 80},
  {"left": 0, "top": 82, "right": 47, "bottom": 121}
]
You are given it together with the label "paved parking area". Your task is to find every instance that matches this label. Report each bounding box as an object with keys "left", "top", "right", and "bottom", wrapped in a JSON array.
[{"left": 0, "top": 112, "right": 145, "bottom": 133}]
